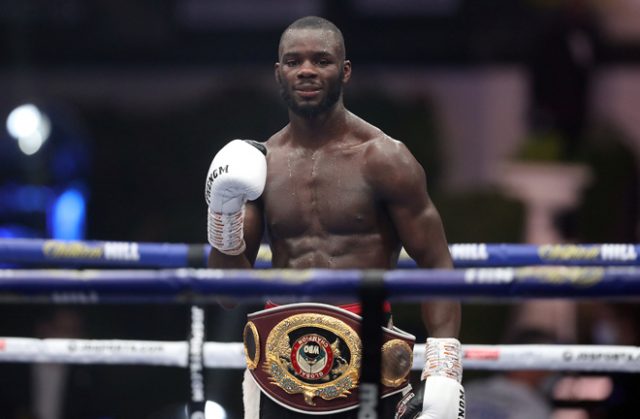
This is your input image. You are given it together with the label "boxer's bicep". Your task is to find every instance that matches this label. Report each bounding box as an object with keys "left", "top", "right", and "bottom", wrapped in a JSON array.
[
  {"left": 387, "top": 174, "right": 452, "bottom": 270},
  {"left": 368, "top": 140, "right": 452, "bottom": 269}
]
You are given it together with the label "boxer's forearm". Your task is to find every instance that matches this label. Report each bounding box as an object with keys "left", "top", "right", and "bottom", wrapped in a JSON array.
[
  {"left": 208, "top": 248, "right": 253, "bottom": 269},
  {"left": 207, "top": 249, "right": 252, "bottom": 309},
  {"left": 421, "top": 301, "right": 461, "bottom": 338}
]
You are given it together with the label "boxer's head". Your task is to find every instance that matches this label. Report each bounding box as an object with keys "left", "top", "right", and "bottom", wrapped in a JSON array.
[{"left": 275, "top": 16, "right": 351, "bottom": 118}]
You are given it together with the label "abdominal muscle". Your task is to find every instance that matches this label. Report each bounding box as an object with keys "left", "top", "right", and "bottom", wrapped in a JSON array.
[{"left": 267, "top": 233, "right": 400, "bottom": 306}]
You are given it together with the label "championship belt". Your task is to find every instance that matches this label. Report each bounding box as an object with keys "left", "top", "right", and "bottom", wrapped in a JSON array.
[{"left": 243, "top": 303, "right": 415, "bottom": 415}]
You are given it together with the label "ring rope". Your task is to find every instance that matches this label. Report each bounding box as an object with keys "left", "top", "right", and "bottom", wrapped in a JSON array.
[
  {"left": 1, "top": 267, "right": 640, "bottom": 302},
  {"left": 1, "top": 238, "right": 639, "bottom": 268},
  {"left": 1, "top": 337, "right": 638, "bottom": 372}
]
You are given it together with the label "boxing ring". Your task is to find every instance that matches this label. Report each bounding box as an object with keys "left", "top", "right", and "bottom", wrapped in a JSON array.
[{"left": 1, "top": 238, "right": 640, "bottom": 418}]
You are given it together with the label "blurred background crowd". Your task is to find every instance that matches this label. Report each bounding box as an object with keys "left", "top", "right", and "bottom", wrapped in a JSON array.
[{"left": 1, "top": 0, "right": 639, "bottom": 418}]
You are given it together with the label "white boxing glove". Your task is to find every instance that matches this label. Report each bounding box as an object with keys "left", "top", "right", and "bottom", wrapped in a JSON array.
[
  {"left": 419, "top": 338, "right": 465, "bottom": 419},
  {"left": 205, "top": 139, "right": 267, "bottom": 255}
]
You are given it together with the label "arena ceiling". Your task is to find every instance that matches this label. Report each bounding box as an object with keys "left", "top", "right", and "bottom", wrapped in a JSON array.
[{"left": 0, "top": 0, "right": 570, "bottom": 69}]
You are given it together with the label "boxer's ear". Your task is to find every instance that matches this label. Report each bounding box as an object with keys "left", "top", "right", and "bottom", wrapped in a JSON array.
[
  {"left": 274, "top": 63, "right": 281, "bottom": 83},
  {"left": 342, "top": 60, "right": 352, "bottom": 83}
]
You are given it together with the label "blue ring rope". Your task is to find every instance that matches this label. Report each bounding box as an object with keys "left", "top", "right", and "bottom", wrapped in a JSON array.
[
  {"left": 1, "top": 238, "right": 639, "bottom": 268},
  {"left": 0, "top": 267, "right": 639, "bottom": 303}
]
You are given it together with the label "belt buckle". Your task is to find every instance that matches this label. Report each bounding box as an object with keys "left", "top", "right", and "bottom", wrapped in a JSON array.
[{"left": 263, "top": 312, "right": 361, "bottom": 406}]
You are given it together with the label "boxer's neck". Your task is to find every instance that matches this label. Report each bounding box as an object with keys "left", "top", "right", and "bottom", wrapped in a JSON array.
[{"left": 288, "top": 103, "right": 350, "bottom": 147}]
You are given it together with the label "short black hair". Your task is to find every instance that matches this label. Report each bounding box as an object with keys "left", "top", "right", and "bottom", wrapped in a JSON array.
[{"left": 278, "top": 16, "right": 346, "bottom": 60}]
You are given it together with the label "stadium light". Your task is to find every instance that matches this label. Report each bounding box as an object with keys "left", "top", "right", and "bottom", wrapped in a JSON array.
[{"left": 6, "top": 103, "right": 51, "bottom": 156}]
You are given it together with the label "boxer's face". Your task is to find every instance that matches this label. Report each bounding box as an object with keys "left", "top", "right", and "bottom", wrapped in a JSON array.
[{"left": 276, "top": 28, "right": 351, "bottom": 118}]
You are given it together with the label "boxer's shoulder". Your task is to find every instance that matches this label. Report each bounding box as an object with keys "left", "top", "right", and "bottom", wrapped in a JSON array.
[
  {"left": 264, "top": 127, "right": 287, "bottom": 148},
  {"left": 344, "top": 115, "right": 405, "bottom": 154},
  {"left": 361, "top": 134, "right": 417, "bottom": 175},
  {"left": 356, "top": 132, "right": 426, "bottom": 201}
]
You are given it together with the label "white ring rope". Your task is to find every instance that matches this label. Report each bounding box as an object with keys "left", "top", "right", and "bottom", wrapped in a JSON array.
[
  {"left": 1, "top": 337, "right": 638, "bottom": 373},
  {"left": 0, "top": 338, "right": 189, "bottom": 366}
]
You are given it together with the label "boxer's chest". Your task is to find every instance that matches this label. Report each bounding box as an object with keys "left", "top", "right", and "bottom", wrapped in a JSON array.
[{"left": 264, "top": 147, "right": 379, "bottom": 238}]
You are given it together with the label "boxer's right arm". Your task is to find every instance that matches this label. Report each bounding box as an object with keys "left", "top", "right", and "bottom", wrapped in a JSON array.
[
  {"left": 208, "top": 199, "right": 264, "bottom": 269},
  {"left": 205, "top": 139, "right": 267, "bottom": 268}
]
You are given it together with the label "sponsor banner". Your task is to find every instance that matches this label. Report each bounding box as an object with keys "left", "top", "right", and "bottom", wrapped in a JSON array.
[
  {"left": 561, "top": 346, "right": 640, "bottom": 366},
  {"left": 158, "top": 243, "right": 640, "bottom": 268},
  {"left": 2, "top": 339, "right": 640, "bottom": 373},
  {"left": 515, "top": 266, "right": 606, "bottom": 287},
  {"left": 1, "top": 267, "right": 640, "bottom": 301},
  {"left": 464, "top": 268, "right": 514, "bottom": 284},
  {"left": 2, "top": 239, "right": 640, "bottom": 268},
  {"left": 394, "top": 244, "right": 640, "bottom": 268},
  {"left": 464, "top": 348, "right": 500, "bottom": 360},
  {"left": 0, "top": 238, "right": 197, "bottom": 267},
  {"left": 0, "top": 338, "right": 187, "bottom": 366},
  {"left": 539, "top": 244, "right": 639, "bottom": 263},
  {"left": 416, "top": 344, "right": 640, "bottom": 373},
  {"left": 450, "top": 244, "right": 490, "bottom": 261}
]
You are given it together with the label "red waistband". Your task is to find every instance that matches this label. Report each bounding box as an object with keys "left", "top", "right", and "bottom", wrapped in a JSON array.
[{"left": 264, "top": 301, "right": 391, "bottom": 315}]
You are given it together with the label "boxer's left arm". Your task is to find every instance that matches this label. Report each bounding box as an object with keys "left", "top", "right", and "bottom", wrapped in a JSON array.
[
  {"left": 366, "top": 138, "right": 464, "bottom": 419},
  {"left": 366, "top": 137, "right": 459, "bottom": 337}
]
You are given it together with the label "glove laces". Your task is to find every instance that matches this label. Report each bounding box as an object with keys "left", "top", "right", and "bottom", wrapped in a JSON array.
[{"left": 207, "top": 208, "right": 246, "bottom": 256}]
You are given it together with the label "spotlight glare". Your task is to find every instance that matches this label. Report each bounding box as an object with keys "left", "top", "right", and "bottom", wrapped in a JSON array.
[
  {"left": 18, "top": 134, "right": 45, "bottom": 155},
  {"left": 6, "top": 104, "right": 51, "bottom": 156},
  {"left": 205, "top": 400, "right": 227, "bottom": 419},
  {"left": 7, "top": 104, "right": 40, "bottom": 138}
]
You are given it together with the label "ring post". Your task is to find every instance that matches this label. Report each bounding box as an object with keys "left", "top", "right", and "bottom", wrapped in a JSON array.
[
  {"left": 188, "top": 305, "right": 207, "bottom": 419},
  {"left": 358, "top": 270, "right": 386, "bottom": 419}
]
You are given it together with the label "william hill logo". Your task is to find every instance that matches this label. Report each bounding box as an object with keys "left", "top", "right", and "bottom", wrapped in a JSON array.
[
  {"left": 539, "top": 244, "right": 637, "bottom": 262},
  {"left": 43, "top": 241, "right": 103, "bottom": 259},
  {"left": 42, "top": 241, "right": 140, "bottom": 262},
  {"left": 600, "top": 244, "right": 637, "bottom": 261}
]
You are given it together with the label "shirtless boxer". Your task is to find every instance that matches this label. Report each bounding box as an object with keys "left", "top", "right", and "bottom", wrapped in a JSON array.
[{"left": 206, "top": 16, "right": 464, "bottom": 419}]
